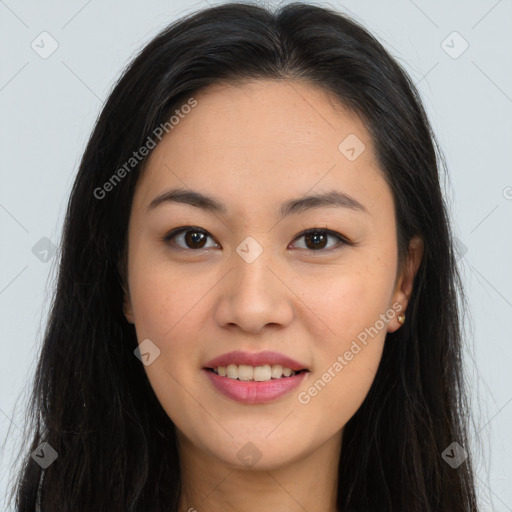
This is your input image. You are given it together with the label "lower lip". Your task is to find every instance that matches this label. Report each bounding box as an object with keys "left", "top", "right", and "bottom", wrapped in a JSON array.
[{"left": 203, "top": 369, "right": 308, "bottom": 404}]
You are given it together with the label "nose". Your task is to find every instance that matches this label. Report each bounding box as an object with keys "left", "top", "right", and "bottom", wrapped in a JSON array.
[{"left": 214, "top": 245, "right": 294, "bottom": 334}]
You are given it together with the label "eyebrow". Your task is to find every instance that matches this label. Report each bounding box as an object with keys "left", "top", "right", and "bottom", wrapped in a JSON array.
[{"left": 147, "top": 187, "right": 368, "bottom": 217}]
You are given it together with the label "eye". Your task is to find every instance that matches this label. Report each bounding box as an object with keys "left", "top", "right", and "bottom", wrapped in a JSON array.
[
  {"left": 163, "top": 226, "right": 219, "bottom": 250},
  {"left": 162, "top": 226, "right": 351, "bottom": 252},
  {"left": 290, "top": 228, "right": 350, "bottom": 252}
]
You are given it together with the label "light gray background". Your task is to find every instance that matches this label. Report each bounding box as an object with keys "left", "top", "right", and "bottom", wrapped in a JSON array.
[{"left": 1, "top": 0, "right": 511, "bottom": 510}]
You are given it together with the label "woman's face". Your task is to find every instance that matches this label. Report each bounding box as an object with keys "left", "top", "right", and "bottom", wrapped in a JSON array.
[{"left": 123, "top": 79, "right": 422, "bottom": 470}]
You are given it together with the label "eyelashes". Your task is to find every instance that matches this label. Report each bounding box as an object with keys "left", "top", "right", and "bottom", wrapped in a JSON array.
[
  {"left": 163, "top": 227, "right": 218, "bottom": 251},
  {"left": 162, "top": 226, "right": 352, "bottom": 253}
]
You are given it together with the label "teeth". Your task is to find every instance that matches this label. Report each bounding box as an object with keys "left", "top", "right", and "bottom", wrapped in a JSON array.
[
  {"left": 212, "top": 364, "right": 298, "bottom": 381},
  {"left": 226, "top": 364, "right": 238, "bottom": 379},
  {"left": 253, "top": 365, "right": 271, "bottom": 382},
  {"left": 238, "top": 364, "right": 253, "bottom": 381},
  {"left": 271, "top": 364, "right": 283, "bottom": 379}
]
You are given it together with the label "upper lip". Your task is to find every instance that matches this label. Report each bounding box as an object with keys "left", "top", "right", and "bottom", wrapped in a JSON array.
[{"left": 203, "top": 351, "right": 309, "bottom": 371}]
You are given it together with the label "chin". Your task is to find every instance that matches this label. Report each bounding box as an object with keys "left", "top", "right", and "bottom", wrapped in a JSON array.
[
  {"left": 219, "top": 446, "right": 298, "bottom": 472},
  {"left": 192, "top": 430, "right": 306, "bottom": 471}
]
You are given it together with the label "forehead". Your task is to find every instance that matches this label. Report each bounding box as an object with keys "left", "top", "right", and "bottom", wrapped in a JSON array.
[{"left": 134, "top": 79, "right": 392, "bottom": 220}]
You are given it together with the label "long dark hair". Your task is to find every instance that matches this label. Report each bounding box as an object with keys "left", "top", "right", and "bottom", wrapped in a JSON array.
[{"left": 6, "top": 2, "right": 478, "bottom": 510}]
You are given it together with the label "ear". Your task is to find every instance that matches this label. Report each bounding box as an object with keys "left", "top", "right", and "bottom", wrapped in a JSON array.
[
  {"left": 388, "top": 235, "right": 424, "bottom": 333},
  {"left": 117, "top": 259, "right": 135, "bottom": 324},
  {"left": 123, "top": 288, "right": 135, "bottom": 324}
]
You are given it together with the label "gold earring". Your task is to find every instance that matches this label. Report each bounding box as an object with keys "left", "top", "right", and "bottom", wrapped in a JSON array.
[{"left": 397, "top": 314, "right": 405, "bottom": 325}]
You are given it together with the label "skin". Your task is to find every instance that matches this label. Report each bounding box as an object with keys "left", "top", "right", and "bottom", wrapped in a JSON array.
[{"left": 122, "top": 79, "right": 423, "bottom": 512}]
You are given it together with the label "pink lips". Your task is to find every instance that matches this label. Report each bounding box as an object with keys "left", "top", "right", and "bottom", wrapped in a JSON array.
[{"left": 202, "top": 350, "right": 309, "bottom": 405}]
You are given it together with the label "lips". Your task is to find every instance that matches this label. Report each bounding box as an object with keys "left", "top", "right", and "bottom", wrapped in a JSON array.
[
  {"left": 202, "top": 350, "right": 310, "bottom": 404},
  {"left": 203, "top": 368, "right": 308, "bottom": 404},
  {"left": 203, "top": 350, "right": 309, "bottom": 372}
]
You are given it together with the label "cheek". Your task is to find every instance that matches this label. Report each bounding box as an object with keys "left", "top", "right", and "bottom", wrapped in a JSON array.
[
  {"left": 127, "top": 264, "right": 206, "bottom": 425},
  {"left": 127, "top": 257, "right": 214, "bottom": 394},
  {"left": 128, "top": 254, "right": 207, "bottom": 339},
  {"left": 322, "top": 286, "right": 388, "bottom": 380},
  {"left": 305, "top": 263, "right": 392, "bottom": 343},
  {"left": 298, "top": 267, "right": 391, "bottom": 422}
]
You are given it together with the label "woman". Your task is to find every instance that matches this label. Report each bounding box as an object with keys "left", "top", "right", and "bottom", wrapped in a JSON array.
[{"left": 7, "top": 2, "right": 478, "bottom": 510}]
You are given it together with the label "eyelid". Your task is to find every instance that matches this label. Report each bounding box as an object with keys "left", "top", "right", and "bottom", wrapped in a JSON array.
[
  {"left": 294, "top": 227, "right": 350, "bottom": 244},
  {"left": 162, "top": 226, "right": 220, "bottom": 250},
  {"left": 289, "top": 227, "right": 351, "bottom": 253},
  {"left": 162, "top": 226, "right": 351, "bottom": 252}
]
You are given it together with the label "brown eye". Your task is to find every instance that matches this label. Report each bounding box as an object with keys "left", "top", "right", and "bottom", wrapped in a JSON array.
[
  {"left": 163, "top": 227, "right": 219, "bottom": 250},
  {"left": 291, "top": 229, "right": 349, "bottom": 252}
]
